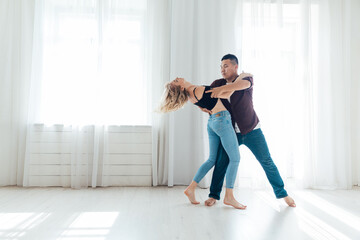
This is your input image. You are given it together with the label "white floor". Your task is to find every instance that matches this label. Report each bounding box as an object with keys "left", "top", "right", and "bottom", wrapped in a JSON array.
[{"left": 0, "top": 186, "right": 359, "bottom": 240}]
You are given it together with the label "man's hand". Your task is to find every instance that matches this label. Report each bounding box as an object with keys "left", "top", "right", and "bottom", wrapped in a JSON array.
[
  {"left": 198, "top": 106, "right": 212, "bottom": 115},
  {"left": 238, "top": 72, "right": 253, "bottom": 80},
  {"left": 205, "top": 87, "right": 224, "bottom": 98}
]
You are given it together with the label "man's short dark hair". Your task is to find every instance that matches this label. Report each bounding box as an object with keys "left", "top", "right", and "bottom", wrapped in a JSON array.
[{"left": 221, "top": 54, "right": 238, "bottom": 65}]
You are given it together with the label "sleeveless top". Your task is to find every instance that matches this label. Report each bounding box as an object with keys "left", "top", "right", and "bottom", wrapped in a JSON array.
[{"left": 193, "top": 86, "right": 218, "bottom": 111}]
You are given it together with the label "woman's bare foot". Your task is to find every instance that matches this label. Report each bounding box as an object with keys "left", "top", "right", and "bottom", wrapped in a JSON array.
[
  {"left": 184, "top": 182, "right": 200, "bottom": 204},
  {"left": 284, "top": 196, "right": 296, "bottom": 207},
  {"left": 224, "top": 188, "right": 246, "bottom": 209},
  {"left": 205, "top": 198, "right": 216, "bottom": 206},
  {"left": 224, "top": 197, "right": 247, "bottom": 209}
]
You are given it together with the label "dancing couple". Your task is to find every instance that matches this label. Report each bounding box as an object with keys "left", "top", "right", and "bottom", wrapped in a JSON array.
[{"left": 159, "top": 54, "right": 296, "bottom": 209}]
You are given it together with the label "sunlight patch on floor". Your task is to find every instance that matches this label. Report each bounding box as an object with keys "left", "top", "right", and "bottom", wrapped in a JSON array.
[
  {"left": 254, "top": 191, "right": 282, "bottom": 212},
  {"left": 58, "top": 212, "right": 119, "bottom": 240},
  {"left": 296, "top": 208, "right": 352, "bottom": 240},
  {"left": 0, "top": 212, "right": 52, "bottom": 239},
  {"left": 294, "top": 191, "right": 360, "bottom": 232}
]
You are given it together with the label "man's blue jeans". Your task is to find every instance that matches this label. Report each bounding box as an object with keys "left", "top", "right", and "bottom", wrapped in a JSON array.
[
  {"left": 193, "top": 111, "right": 240, "bottom": 189},
  {"left": 208, "top": 128, "right": 288, "bottom": 200}
]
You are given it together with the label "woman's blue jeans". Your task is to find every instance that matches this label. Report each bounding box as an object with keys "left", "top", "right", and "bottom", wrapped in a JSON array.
[
  {"left": 208, "top": 128, "right": 288, "bottom": 200},
  {"left": 193, "top": 111, "right": 240, "bottom": 189}
]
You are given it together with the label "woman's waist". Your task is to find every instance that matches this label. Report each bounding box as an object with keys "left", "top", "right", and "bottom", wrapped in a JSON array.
[
  {"left": 209, "top": 99, "right": 228, "bottom": 115},
  {"left": 209, "top": 110, "right": 231, "bottom": 119}
]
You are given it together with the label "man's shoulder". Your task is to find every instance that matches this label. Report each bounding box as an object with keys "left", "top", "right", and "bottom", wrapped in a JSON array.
[{"left": 210, "top": 78, "right": 226, "bottom": 87}]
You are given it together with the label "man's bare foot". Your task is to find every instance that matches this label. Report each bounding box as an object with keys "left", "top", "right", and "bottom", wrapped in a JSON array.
[
  {"left": 184, "top": 187, "right": 200, "bottom": 204},
  {"left": 224, "top": 197, "right": 247, "bottom": 210},
  {"left": 284, "top": 196, "right": 296, "bottom": 207},
  {"left": 205, "top": 198, "right": 216, "bottom": 207}
]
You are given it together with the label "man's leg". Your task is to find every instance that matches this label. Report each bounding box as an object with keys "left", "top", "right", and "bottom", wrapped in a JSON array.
[
  {"left": 244, "top": 129, "right": 295, "bottom": 207},
  {"left": 205, "top": 143, "right": 229, "bottom": 204},
  {"left": 245, "top": 129, "right": 287, "bottom": 198},
  {"left": 206, "top": 133, "right": 242, "bottom": 205}
]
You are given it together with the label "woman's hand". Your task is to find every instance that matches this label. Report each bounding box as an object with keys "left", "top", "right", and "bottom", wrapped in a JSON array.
[
  {"left": 198, "top": 106, "right": 212, "bottom": 115},
  {"left": 205, "top": 87, "right": 224, "bottom": 98}
]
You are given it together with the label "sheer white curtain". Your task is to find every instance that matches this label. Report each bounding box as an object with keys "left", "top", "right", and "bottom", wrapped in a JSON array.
[
  {"left": 146, "top": 0, "right": 171, "bottom": 186},
  {"left": 236, "top": 0, "right": 359, "bottom": 189},
  {"left": 351, "top": 0, "right": 360, "bottom": 187},
  {"left": 233, "top": 0, "right": 315, "bottom": 188},
  {"left": 0, "top": 0, "right": 148, "bottom": 188},
  {"left": 23, "top": 0, "right": 147, "bottom": 188},
  {"left": 152, "top": 0, "right": 360, "bottom": 189},
  {"left": 151, "top": 0, "right": 243, "bottom": 187},
  {"left": 0, "top": 0, "right": 35, "bottom": 186},
  {"left": 33, "top": 0, "right": 147, "bottom": 125},
  {"left": 1, "top": 0, "right": 359, "bottom": 189}
]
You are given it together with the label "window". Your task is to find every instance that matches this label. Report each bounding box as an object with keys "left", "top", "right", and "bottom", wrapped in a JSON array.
[{"left": 38, "top": 0, "right": 147, "bottom": 125}]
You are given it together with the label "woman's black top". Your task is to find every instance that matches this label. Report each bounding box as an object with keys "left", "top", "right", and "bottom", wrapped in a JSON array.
[{"left": 193, "top": 86, "right": 218, "bottom": 111}]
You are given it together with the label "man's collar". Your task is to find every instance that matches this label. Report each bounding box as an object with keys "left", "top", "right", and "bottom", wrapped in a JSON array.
[
  {"left": 232, "top": 75, "right": 239, "bottom": 83},
  {"left": 224, "top": 75, "right": 238, "bottom": 83}
]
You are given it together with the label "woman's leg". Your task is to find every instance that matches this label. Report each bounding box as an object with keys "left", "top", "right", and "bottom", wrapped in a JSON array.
[
  {"left": 183, "top": 181, "right": 200, "bottom": 204},
  {"left": 222, "top": 133, "right": 240, "bottom": 189},
  {"left": 213, "top": 114, "right": 246, "bottom": 209},
  {"left": 192, "top": 122, "right": 220, "bottom": 183},
  {"left": 184, "top": 121, "right": 220, "bottom": 204}
]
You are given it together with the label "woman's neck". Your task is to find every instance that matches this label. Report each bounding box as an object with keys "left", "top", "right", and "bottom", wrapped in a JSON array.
[
  {"left": 183, "top": 81, "right": 194, "bottom": 91},
  {"left": 183, "top": 81, "right": 198, "bottom": 103}
]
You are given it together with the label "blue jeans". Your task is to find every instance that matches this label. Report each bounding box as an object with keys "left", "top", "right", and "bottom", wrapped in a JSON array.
[
  {"left": 193, "top": 111, "right": 240, "bottom": 189},
  {"left": 208, "top": 128, "right": 288, "bottom": 200}
]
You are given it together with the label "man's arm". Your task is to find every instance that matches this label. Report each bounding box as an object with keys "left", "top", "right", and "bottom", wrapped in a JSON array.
[
  {"left": 215, "top": 90, "right": 235, "bottom": 99},
  {"left": 198, "top": 79, "right": 223, "bottom": 114},
  {"left": 206, "top": 73, "right": 253, "bottom": 98}
]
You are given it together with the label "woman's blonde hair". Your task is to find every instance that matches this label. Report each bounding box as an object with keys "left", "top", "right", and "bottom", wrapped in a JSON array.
[{"left": 159, "top": 82, "right": 189, "bottom": 113}]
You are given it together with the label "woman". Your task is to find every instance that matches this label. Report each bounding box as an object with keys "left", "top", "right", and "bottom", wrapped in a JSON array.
[{"left": 159, "top": 73, "right": 251, "bottom": 209}]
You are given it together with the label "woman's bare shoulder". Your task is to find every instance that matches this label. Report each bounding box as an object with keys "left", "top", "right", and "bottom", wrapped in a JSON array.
[{"left": 194, "top": 86, "right": 205, "bottom": 101}]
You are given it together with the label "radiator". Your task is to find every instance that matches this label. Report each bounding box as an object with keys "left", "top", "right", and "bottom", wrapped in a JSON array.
[{"left": 28, "top": 124, "right": 152, "bottom": 187}]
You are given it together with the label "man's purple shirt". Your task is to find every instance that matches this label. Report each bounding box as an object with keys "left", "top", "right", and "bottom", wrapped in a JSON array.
[{"left": 210, "top": 77, "right": 259, "bottom": 135}]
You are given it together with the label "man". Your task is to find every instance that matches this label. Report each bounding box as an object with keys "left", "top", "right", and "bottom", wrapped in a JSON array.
[{"left": 201, "top": 54, "right": 296, "bottom": 207}]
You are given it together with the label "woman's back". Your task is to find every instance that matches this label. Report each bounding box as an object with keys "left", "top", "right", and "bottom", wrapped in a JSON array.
[{"left": 190, "top": 85, "right": 227, "bottom": 114}]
